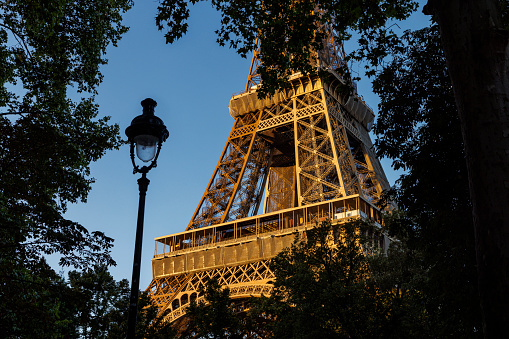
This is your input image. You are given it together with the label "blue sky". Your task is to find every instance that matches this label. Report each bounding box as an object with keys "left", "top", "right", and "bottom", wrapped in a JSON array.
[{"left": 63, "top": 1, "right": 430, "bottom": 289}]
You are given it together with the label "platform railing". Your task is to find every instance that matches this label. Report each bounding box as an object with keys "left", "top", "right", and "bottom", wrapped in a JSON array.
[{"left": 153, "top": 194, "right": 382, "bottom": 258}]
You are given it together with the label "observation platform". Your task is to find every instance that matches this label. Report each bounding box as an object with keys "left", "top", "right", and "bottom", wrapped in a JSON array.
[{"left": 151, "top": 195, "right": 383, "bottom": 280}]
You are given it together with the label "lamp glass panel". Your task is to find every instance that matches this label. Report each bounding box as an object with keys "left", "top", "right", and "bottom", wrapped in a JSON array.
[{"left": 134, "top": 134, "right": 158, "bottom": 162}]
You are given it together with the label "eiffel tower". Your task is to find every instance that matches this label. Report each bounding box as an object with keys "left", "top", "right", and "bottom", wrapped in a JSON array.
[{"left": 147, "top": 21, "right": 390, "bottom": 323}]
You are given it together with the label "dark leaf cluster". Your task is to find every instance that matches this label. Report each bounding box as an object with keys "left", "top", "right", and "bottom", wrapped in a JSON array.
[
  {"left": 155, "top": 0, "right": 418, "bottom": 97},
  {"left": 0, "top": 1, "right": 132, "bottom": 336},
  {"left": 373, "top": 25, "right": 482, "bottom": 336},
  {"left": 0, "top": 262, "right": 175, "bottom": 338},
  {"left": 253, "top": 220, "right": 433, "bottom": 339},
  {"left": 70, "top": 266, "right": 176, "bottom": 339},
  {"left": 181, "top": 278, "right": 247, "bottom": 338},
  {"left": 0, "top": 0, "right": 132, "bottom": 269}
]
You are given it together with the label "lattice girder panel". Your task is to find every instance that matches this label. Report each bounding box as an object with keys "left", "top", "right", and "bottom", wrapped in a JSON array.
[
  {"left": 323, "top": 92, "right": 362, "bottom": 198},
  {"left": 317, "top": 21, "right": 347, "bottom": 72},
  {"left": 324, "top": 91, "right": 389, "bottom": 205},
  {"left": 260, "top": 97, "right": 294, "bottom": 122},
  {"left": 364, "top": 146, "right": 390, "bottom": 193},
  {"left": 295, "top": 90, "right": 323, "bottom": 109},
  {"left": 294, "top": 94, "right": 343, "bottom": 205},
  {"left": 181, "top": 260, "right": 274, "bottom": 297},
  {"left": 236, "top": 110, "right": 260, "bottom": 128},
  {"left": 351, "top": 118, "right": 391, "bottom": 202},
  {"left": 157, "top": 260, "right": 276, "bottom": 323},
  {"left": 324, "top": 91, "right": 363, "bottom": 141},
  {"left": 147, "top": 273, "right": 192, "bottom": 310},
  {"left": 245, "top": 37, "right": 262, "bottom": 92},
  {"left": 188, "top": 111, "right": 262, "bottom": 230},
  {"left": 349, "top": 137, "right": 385, "bottom": 204},
  {"left": 225, "top": 135, "right": 272, "bottom": 222}
]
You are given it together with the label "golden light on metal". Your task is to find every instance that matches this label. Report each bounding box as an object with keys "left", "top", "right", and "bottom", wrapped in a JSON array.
[{"left": 146, "top": 20, "right": 391, "bottom": 323}]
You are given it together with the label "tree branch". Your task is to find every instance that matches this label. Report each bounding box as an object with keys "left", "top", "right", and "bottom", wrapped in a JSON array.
[
  {"left": 0, "top": 110, "right": 50, "bottom": 116},
  {"left": 0, "top": 22, "right": 33, "bottom": 59}
]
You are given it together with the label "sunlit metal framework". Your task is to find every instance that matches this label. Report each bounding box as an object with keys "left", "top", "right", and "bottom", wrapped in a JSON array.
[
  {"left": 147, "top": 20, "right": 391, "bottom": 323},
  {"left": 186, "top": 72, "right": 388, "bottom": 230},
  {"left": 148, "top": 195, "right": 385, "bottom": 322}
]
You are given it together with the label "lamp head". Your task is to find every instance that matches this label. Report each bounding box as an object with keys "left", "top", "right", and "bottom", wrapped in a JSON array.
[{"left": 125, "top": 98, "right": 169, "bottom": 173}]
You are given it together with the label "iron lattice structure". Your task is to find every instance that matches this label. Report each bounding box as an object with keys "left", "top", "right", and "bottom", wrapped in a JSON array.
[{"left": 147, "top": 23, "right": 390, "bottom": 323}]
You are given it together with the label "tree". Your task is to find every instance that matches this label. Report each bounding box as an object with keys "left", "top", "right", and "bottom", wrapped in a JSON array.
[
  {"left": 0, "top": 257, "right": 80, "bottom": 338},
  {"left": 180, "top": 220, "right": 470, "bottom": 338},
  {"left": 155, "top": 0, "right": 418, "bottom": 97},
  {"left": 248, "top": 220, "right": 428, "bottom": 339},
  {"left": 67, "top": 265, "right": 176, "bottom": 339},
  {"left": 67, "top": 265, "right": 131, "bottom": 338},
  {"left": 373, "top": 25, "right": 483, "bottom": 336},
  {"left": 366, "top": 225, "right": 433, "bottom": 338},
  {"left": 124, "top": 291, "right": 178, "bottom": 339},
  {"left": 181, "top": 278, "right": 257, "bottom": 339},
  {"left": 156, "top": 1, "right": 509, "bottom": 335},
  {"left": 0, "top": 1, "right": 132, "bottom": 335},
  {"left": 0, "top": 0, "right": 132, "bottom": 268}
]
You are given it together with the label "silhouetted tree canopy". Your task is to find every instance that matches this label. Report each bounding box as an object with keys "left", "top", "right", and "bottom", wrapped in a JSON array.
[
  {"left": 156, "top": 0, "right": 418, "bottom": 97},
  {"left": 0, "top": 1, "right": 132, "bottom": 336},
  {"left": 373, "top": 25, "right": 483, "bottom": 336}
]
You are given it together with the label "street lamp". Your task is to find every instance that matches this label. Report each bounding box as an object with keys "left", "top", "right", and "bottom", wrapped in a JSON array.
[{"left": 125, "top": 98, "right": 169, "bottom": 339}]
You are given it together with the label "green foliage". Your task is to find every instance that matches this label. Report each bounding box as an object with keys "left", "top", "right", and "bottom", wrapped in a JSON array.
[
  {"left": 155, "top": 0, "right": 418, "bottom": 97},
  {"left": 0, "top": 1, "right": 133, "bottom": 336},
  {"left": 131, "top": 292, "right": 178, "bottom": 339},
  {"left": 68, "top": 266, "right": 176, "bottom": 339},
  {"left": 184, "top": 219, "right": 466, "bottom": 338},
  {"left": 373, "top": 25, "right": 482, "bottom": 336},
  {"left": 182, "top": 278, "right": 250, "bottom": 339},
  {"left": 0, "top": 0, "right": 132, "bottom": 101},
  {"left": 0, "top": 258, "right": 78, "bottom": 338},
  {"left": 250, "top": 219, "right": 428, "bottom": 339},
  {"left": 0, "top": 0, "right": 132, "bottom": 270},
  {"left": 183, "top": 221, "right": 429, "bottom": 338},
  {"left": 68, "top": 265, "right": 131, "bottom": 338},
  {"left": 0, "top": 263, "right": 174, "bottom": 339}
]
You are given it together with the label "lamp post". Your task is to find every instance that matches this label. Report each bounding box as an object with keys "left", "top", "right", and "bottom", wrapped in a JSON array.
[{"left": 125, "top": 98, "right": 169, "bottom": 339}]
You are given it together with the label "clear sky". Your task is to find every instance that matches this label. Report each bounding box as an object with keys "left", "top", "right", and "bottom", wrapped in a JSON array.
[{"left": 63, "top": 1, "right": 430, "bottom": 290}]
